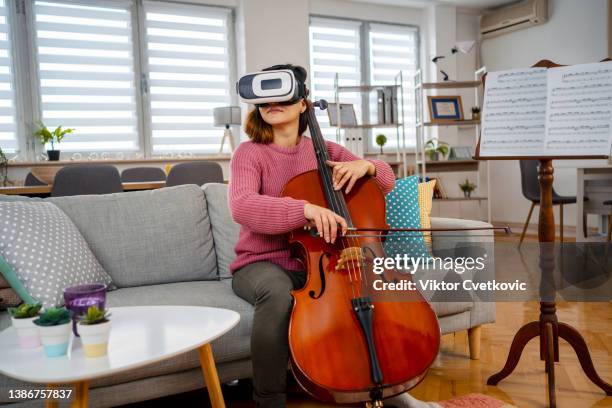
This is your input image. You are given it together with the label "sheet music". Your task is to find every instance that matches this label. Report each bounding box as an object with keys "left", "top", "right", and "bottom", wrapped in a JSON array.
[
  {"left": 544, "top": 61, "right": 612, "bottom": 156},
  {"left": 479, "top": 62, "right": 612, "bottom": 158},
  {"left": 480, "top": 67, "right": 548, "bottom": 156}
]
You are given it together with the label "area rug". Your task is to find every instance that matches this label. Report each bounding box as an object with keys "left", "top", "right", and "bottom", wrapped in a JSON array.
[{"left": 437, "top": 393, "right": 516, "bottom": 408}]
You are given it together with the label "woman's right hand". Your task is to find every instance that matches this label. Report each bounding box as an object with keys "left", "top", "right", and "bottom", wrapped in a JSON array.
[{"left": 304, "top": 203, "right": 348, "bottom": 244}]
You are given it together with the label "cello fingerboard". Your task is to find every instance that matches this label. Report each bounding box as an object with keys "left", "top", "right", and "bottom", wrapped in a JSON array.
[{"left": 306, "top": 101, "right": 354, "bottom": 227}]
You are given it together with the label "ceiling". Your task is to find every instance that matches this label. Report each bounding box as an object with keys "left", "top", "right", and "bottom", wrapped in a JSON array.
[{"left": 347, "top": 0, "right": 518, "bottom": 12}]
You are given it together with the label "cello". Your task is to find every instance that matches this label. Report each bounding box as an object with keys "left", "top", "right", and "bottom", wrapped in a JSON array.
[{"left": 282, "top": 99, "right": 441, "bottom": 406}]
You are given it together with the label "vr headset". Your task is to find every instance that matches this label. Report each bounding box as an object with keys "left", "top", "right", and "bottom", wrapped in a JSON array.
[{"left": 236, "top": 69, "right": 308, "bottom": 106}]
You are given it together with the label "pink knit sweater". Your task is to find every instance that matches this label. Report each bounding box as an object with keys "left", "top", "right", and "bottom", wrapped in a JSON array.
[{"left": 228, "top": 136, "right": 396, "bottom": 273}]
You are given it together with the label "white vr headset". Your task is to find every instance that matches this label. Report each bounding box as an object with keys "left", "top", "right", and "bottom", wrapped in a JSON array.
[{"left": 236, "top": 69, "right": 308, "bottom": 106}]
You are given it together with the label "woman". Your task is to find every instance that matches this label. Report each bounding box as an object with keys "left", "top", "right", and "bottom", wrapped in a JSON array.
[{"left": 229, "top": 64, "right": 432, "bottom": 408}]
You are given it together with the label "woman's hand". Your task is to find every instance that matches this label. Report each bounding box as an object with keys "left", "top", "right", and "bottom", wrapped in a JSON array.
[
  {"left": 326, "top": 160, "right": 376, "bottom": 194},
  {"left": 304, "top": 203, "right": 348, "bottom": 244}
]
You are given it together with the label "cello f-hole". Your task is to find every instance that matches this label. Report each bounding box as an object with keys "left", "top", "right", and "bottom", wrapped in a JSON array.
[{"left": 309, "top": 252, "right": 330, "bottom": 299}]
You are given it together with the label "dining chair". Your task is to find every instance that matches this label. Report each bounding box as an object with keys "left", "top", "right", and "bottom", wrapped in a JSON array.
[
  {"left": 121, "top": 167, "right": 166, "bottom": 183},
  {"left": 165, "top": 161, "right": 223, "bottom": 187},
  {"left": 51, "top": 164, "right": 123, "bottom": 197},
  {"left": 518, "top": 160, "right": 586, "bottom": 245},
  {"left": 604, "top": 200, "right": 612, "bottom": 242},
  {"left": 25, "top": 172, "right": 47, "bottom": 186}
]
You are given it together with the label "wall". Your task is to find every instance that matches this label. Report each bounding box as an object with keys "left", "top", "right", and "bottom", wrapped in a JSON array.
[
  {"left": 237, "top": 0, "right": 310, "bottom": 73},
  {"left": 480, "top": 0, "right": 609, "bottom": 228}
]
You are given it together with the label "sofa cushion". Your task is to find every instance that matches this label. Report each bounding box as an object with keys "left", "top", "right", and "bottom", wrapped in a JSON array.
[
  {"left": 92, "top": 280, "right": 253, "bottom": 386},
  {"left": 202, "top": 183, "right": 239, "bottom": 279},
  {"left": 0, "top": 201, "right": 113, "bottom": 307},
  {"left": 49, "top": 185, "right": 217, "bottom": 287}
]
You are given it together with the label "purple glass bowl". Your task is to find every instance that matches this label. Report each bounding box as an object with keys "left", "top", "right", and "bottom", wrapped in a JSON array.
[{"left": 63, "top": 283, "right": 107, "bottom": 337}]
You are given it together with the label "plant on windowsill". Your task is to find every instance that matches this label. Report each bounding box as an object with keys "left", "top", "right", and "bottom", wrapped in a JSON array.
[
  {"left": 425, "top": 139, "right": 449, "bottom": 161},
  {"left": 34, "top": 307, "right": 72, "bottom": 357},
  {"left": 77, "top": 305, "right": 112, "bottom": 358},
  {"left": 33, "top": 122, "right": 75, "bottom": 162},
  {"left": 0, "top": 146, "right": 7, "bottom": 186},
  {"left": 375, "top": 134, "right": 387, "bottom": 156},
  {"left": 459, "top": 179, "right": 476, "bottom": 198},
  {"left": 8, "top": 303, "right": 43, "bottom": 349}
]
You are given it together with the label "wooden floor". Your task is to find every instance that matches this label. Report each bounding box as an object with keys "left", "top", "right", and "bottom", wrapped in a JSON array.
[
  {"left": 126, "top": 233, "right": 612, "bottom": 408},
  {"left": 410, "top": 301, "right": 611, "bottom": 408}
]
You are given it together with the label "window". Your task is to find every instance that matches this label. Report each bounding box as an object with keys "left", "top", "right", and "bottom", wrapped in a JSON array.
[
  {"left": 0, "top": 0, "right": 18, "bottom": 154},
  {"left": 309, "top": 17, "right": 361, "bottom": 141},
  {"left": 1, "top": 0, "right": 235, "bottom": 159},
  {"left": 368, "top": 23, "right": 418, "bottom": 149},
  {"left": 142, "top": 1, "right": 233, "bottom": 153},
  {"left": 309, "top": 17, "right": 418, "bottom": 149},
  {"left": 33, "top": 0, "right": 139, "bottom": 153}
]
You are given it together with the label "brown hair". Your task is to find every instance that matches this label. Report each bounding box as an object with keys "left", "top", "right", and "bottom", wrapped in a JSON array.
[{"left": 244, "top": 100, "right": 311, "bottom": 144}]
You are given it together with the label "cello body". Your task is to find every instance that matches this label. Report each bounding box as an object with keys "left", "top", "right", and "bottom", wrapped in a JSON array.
[{"left": 283, "top": 168, "right": 441, "bottom": 404}]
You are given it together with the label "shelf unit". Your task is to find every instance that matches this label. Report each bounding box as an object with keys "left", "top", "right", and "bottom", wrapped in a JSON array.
[
  {"left": 333, "top": 72, "right": 408, "bottom": 177},
  {"left": 414, "top": 67, "right": 491, "bottom": 222}
]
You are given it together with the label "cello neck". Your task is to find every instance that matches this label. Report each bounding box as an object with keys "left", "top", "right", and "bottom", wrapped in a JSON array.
[{"left": 305, "top": 101, "right": 354, "bottom": 227}]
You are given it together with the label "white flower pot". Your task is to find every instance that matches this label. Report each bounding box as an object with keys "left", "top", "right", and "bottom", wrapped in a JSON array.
[
  {"left": 78, "top": 321, "right": 111, "bottom": 358},
  {"left": 11, "top": 316, "right": 40, "bottom": 348},
  {"left": 37, "top": 322, "right": 72, "bottom": 357}
]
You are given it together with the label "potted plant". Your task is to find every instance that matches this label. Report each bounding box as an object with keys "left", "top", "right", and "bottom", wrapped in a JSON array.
[
  {"left": 459, "top": 179, "right": 477, "bottom": 198},
  {"left": 8, "top": 303, "right": 42, "bottom": 349},
  {"left": 471, "top": 106, "right": 481, "bottom": 121},
  {"left": 33, "top": 122, "right": 74, "bottom": 161},
  {"left": 0, "top": 146, "right": 7, "bottom": 186},
  {"left": 77, "top": 305, "right": 111, "bottom": 358},
  {"left": 375, "top": 134, "right": 387, "bottom": 156},
  {"left": 34, "top": 307, "right": 72, "bottom": 357},
  {"left": 425, "top": 139, "right": 449, "bottom": 161}
]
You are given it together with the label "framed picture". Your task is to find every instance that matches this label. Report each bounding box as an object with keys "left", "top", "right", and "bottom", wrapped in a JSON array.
[
  {"left": 327, "top": 103, "right": 358, "bottom": 127},
  {"left": 427, "top": 95, "right": 463, "bottom": 122},
  {"left": 449, "top": 146, "right": 473, "bottom": 160}
]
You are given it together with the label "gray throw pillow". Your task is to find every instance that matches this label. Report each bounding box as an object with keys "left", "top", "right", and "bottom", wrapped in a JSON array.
[
  {"left": 202, "top": 183, "right": 239, "bottom": 279},
  {"left": 49, "top": 185, "right": 217, "bottom": 287},
  {"left": 0, "top": 201, "right": 113, "bottom": 308}
]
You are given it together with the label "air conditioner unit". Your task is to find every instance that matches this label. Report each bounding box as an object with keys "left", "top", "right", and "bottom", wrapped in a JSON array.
[{"left": 480, "top": 0, "right": 548, "bottom": 39}]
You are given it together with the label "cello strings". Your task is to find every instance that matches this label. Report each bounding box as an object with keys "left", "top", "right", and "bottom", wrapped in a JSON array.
[
  {"left": 307, "top": 109, "right": 362, "bottom": 299},
  {"left": 307, "top": 107, "right": 365, "bottom": 299}
]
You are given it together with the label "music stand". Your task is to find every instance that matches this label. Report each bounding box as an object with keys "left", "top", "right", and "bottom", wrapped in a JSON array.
[{"left": 474, "top": 59, "right": 612, "bottom": 407}]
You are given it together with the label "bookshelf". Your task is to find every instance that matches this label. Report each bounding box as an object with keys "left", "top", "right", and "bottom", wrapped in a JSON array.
[
  {"left": 332, "top": 72, "right": 409, "bottom": 177},
  {"left": 414, "top": 67, "right": 491, "bottom": 222}
]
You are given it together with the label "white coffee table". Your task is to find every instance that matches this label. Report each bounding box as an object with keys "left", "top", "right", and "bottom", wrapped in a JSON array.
[{"left": 0, "top": 306, "right": 240, "bottom": 408}]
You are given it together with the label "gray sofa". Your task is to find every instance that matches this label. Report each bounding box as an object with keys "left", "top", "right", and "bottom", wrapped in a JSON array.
[{"left": 0, "top": 184, "right": 494, "bottom": 407}]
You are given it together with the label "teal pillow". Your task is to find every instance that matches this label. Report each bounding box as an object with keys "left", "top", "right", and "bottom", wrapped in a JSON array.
[{"left": 384, "top": 175, "right": 429, "bottom": 259}]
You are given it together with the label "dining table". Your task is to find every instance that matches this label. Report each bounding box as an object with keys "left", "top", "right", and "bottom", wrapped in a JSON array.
[{"left": 0, "top": 181, "right": 166, "bottom": 196}]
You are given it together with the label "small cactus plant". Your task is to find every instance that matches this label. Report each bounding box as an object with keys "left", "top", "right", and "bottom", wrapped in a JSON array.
[
  {"left": 8, "top": 303, "right": 42, "bottom": 319},
  {"left": 79, "top": 306, "right": 110, "bottom": 325},
  {"left": 34, "top": 307, "right": 71, "bottom": 327}
]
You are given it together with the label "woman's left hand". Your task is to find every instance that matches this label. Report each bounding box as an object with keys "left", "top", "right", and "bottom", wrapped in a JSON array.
[{"left": 326, "top": 159, "right": 375, "bottom": 194}]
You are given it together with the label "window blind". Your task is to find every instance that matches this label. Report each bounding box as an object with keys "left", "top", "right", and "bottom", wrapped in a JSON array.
[
  {"left": 309, "top": 17, "right": 362, "bottom": 141},
  {"left": 143, "top": 1, "right": 232, "bottom": 153},
  {"left": 0, "top": 0, "right": 17, "bottom": 154},
  {"left": 368, "top": 23, "right": 418, "bottom": 148},
  {"left": 33, "top": 0, "right": 139, "bottom": 153}
]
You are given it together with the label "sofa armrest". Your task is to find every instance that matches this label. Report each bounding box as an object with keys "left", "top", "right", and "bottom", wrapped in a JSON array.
[
  {"left": 430, "top": 217, "right": 494, "bottom": 255},
  {"left": 430, "top": 217, "right": 496, "bottom": 328}
]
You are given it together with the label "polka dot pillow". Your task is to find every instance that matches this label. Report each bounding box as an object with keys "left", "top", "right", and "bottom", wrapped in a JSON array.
[
  {"left": 0, "top": 201, "right": 113, "bottom": 308},
  {"left": 384, "top": 175, "right": 429, "bottom": 259}
]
